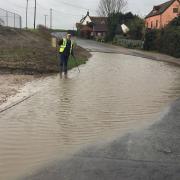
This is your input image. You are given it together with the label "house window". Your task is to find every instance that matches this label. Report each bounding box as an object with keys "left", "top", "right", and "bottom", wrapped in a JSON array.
[
  {"left": 101, "top": 21, "right": 105, "bottom": 24},
  {"left": 173, "top": 8, "right": 178, "bottom": 13},
  {"left": 151, "top": 21, "right": 153, "bottom": 28},
  {"left": 153, "top": 10, "right": 157, "bottom": 14},
  {"left": 156, "top": 20, "right": 158, "bottom": 28},
  {"left": 98, "top": 32, "right": 102, "bottom": 37}
]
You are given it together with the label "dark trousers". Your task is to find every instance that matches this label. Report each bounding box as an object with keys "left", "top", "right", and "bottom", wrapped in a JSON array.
[{"left": 59, "top": 53, "right": 69, "bottom": 74}]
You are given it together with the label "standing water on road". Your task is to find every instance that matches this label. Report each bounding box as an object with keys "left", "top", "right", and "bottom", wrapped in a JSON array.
[{"left": 0, "top": 52, "right": 180, "bottom": 179}]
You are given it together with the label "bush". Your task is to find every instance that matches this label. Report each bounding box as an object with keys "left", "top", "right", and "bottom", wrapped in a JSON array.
[
  {"left": 95, "top": 36, "right": 105, "bottom": 42},
  {"left": 107, "top": 12, "right": 145, "bottom": 41},
  {"left": 143, "top": 29, "right": 160, "bottom": 50},
  {"left": 127, "top": 16, "right": 145, "bottom": 40},
  {"left": 159, "top": 27, "right": 180, "bottom": 58},
  {"left": 144, "top": 28, "right": 180, "bottom": 57},
  {"left": 144, "top": 17, "right": 180, "bottom": 58},
  {"left": 143, "top": 16, "right": 180, "bottom": 58},
  {"left": 168, "top": 16, "right": 180, "bottom": 27}
]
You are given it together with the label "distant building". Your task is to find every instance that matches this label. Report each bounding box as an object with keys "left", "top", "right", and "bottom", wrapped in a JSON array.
[
  {"left": 76, "top": 11, "right": 108, "bottom": 39},
  {"left": 145, "top": 0, "right": 180, "bottom": 29}
]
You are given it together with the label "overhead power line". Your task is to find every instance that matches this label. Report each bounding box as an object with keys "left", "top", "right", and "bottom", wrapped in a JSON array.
[
  {"left": 4, "top": 0, "right": 96, "bottom": 29},
  {"left": 60, "top": 1, "right": 89, "bottom": 10},
  {"left": 53, "top": 9, "right": 83, "bottom": 17},
  {"left": 60, "top": 1, "right": 96, "bottom": 13},
  {"left": 36, "top": 2, "right": 84, "bottom": 17}
]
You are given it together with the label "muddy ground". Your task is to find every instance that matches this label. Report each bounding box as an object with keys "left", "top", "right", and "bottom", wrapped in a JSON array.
[
  {"left": 0, "top": 27, "right": 91, "bottom": 105},
  {"left": 0, "top": 74, "right": 36, "bottom": 104}
]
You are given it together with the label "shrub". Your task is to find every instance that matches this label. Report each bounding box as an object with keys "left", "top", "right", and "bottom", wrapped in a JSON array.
[
  {"left": 107, "top": 12, "right": 145, "bottom": 41},
  {"left": 127, "top": 16, "right": 145, "bottom": 40},
  {"left": 143, "top": 26, "right": 180, "bottom": 58},
  {"left": 159, "top": 27, "right": 180, "bottom": 58}
]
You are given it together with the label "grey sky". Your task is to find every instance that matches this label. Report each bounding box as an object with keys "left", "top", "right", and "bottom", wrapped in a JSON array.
[{"left": 0, "top": 0, "right": 168, "bottom": 29}]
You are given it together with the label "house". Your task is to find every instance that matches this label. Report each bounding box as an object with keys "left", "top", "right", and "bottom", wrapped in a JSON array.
[
  {"left": 76, "top": 11, "right": 108, "bottom": 39},
  {"left": 145, "top": 0, "right": 180, "bottom": 29}
]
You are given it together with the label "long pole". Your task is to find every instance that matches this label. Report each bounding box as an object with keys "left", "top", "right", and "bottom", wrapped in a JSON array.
[
  {"left": 26, "top": 0, "right": 28, "bottom": 29},
  {"left": 34, "top": 0, "right": 37, "bottom": 29},
  {"left": 6, "top": 11, "right": 8, "bottom": 26},
  {"left": 72, "top": 56, "right": 80, "bottom": 73},
  {"left": 50, "top": 8, "right": 52, "bottom": 29},
  {"left": 20, "top": 16, "right": 22, "bottom": 29}
]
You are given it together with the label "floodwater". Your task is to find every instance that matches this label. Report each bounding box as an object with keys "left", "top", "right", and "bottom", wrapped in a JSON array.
[{"left": 0, "top": 49, "right": 180, "bottom": 179}]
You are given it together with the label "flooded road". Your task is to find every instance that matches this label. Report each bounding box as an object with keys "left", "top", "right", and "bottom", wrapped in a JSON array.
[{"left": 0, "top": 41, "right": 180, "bottom": 179}]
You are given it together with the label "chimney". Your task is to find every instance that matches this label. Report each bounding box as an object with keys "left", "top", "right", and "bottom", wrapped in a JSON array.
[{"left": 87, "top": 11, "right": 90, "bottom": 16}]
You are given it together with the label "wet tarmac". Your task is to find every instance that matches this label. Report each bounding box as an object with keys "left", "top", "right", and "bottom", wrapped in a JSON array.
[
  {"left": 27, "top": 99, "right": 180, "bottom": 180},
  {"left": 0, "top": 40, "right": 180, "bottom": 179}
]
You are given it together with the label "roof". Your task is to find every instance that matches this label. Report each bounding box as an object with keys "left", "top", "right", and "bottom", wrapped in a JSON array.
[
  {"left": 78, "top": 12, "right": 108, "bottom": 32},
  {"left": 80, "top": 26, "right": 93, "bottom": 31},
  {"left": 145, "top": 0, "right": 180, "bottom": 18},
  {"left": 80, "top": 15, "right": 87, "bottom": 23},
  {"left": 93, "top": 24, "right": 108, "bottom": 32},
  {"left": 90, "top": 17, "right": 108, "bottom": 24}
]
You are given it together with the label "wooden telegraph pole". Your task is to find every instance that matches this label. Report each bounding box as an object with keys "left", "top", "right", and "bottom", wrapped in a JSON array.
[
  {"left": 50, "top": 8, "right": 52, "bottom": 29},
  {"left": 44, "top": 15, "right": 48, "bottom": 28},
  {"left": 34, "top": 0, "right": 37, "bottom": 29},
  {"left": 26, "top": 0, "right": 29, "bottom": 29}
]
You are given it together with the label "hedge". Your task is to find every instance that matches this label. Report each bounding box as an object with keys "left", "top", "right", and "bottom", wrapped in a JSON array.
[
  {"left": 113, "top": 35, "right": 143, "bottom": 49},
  {"left": 144, "top": 17, "right": 180, "bottom": 58}
]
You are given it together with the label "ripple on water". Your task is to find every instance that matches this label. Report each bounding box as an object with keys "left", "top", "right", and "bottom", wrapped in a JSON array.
[{"left": 0, "top": 52, "right": 180, "bottom": 179}]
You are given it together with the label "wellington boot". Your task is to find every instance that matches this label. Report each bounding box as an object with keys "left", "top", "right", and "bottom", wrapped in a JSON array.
[
  {"left": 64, "top": 73, "right": 68, "bottom": 79},
  {"left": 60, "top": 73, "right": 63, "bottom": 79}
]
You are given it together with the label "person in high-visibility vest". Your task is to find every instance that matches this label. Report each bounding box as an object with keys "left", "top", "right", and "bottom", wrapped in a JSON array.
[{"left": 58, "top": 34, "right": 74, "bottom": 78}]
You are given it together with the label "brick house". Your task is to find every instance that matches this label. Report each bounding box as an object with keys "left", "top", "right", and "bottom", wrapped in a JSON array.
[
  {"left": 145, "top": 0, "right": 180, "bottom": 29},
  {"left": 76, "top": 11, "right": 108, "bottom": 39}
]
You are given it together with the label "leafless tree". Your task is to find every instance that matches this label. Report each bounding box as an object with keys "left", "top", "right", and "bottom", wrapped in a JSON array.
[{"left": 98, "top": 0, "right": 127, "bottom": 16}]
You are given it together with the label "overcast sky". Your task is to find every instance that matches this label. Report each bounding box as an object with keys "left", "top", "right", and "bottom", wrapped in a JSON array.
[{"left": 0, "top": 0, "right": 168, "bottom": 29}]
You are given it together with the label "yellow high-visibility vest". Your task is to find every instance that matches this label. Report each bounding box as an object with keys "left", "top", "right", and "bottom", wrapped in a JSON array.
[{"left": 59, "top": 38, "right": 73, "bottom": 54}]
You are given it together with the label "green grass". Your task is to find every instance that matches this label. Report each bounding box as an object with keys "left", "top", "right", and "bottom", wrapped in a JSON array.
[
  {"left": 51, "top": 55, "right": 87, "bottom": 72},
  {"left": 68, "top": 56, "right": 87, "bottom": 70}
]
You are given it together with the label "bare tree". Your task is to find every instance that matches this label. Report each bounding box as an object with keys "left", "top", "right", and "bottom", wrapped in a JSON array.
[{"left": 98, "top": 0, "right": 127, "bottom": 16}]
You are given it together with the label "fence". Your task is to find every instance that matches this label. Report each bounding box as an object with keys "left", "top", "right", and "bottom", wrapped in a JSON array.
[
  {"left": 0, "top": 8, "right": 22, "bottom": 28},
  {"left": 113, "top": 35, "right": 144, "bottom": 49}
]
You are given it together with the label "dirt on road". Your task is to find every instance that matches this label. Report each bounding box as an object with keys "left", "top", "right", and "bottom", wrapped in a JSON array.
[{"left": 0, "top": 74, "right": 36, "bottom": 104}]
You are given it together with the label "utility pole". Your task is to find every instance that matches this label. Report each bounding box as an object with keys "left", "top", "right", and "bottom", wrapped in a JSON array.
[
  {"left": 34, "top": 0, "right": 37, "bottom": 29},
  {"left": 50, "top": 8, "right": 52, "bottom": 29},
  {"left": 44, "top": 15, "right": 48, "bottom": 28},
  {"left": 26, "top": 0, "right": 29, "bottom": 29},
  {"left": 14, "top": 13, "right": 16, "bottom": 28},
  {"left": 6, "top": 11, "right": 8, "bottom": 27}
]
